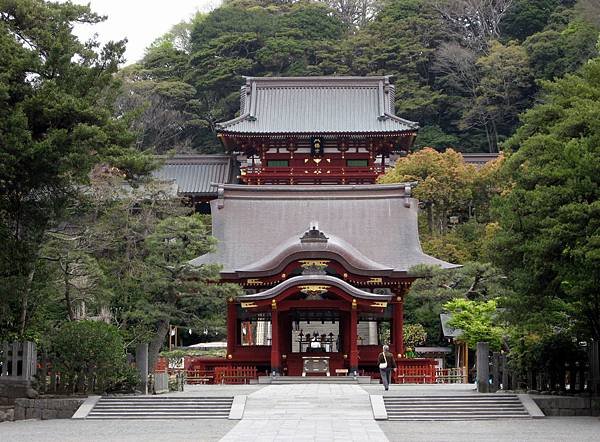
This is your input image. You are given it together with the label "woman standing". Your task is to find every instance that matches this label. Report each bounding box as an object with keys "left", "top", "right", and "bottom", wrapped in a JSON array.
[{"left": 378, "top": 345, "right": 397, "bottom": 391}]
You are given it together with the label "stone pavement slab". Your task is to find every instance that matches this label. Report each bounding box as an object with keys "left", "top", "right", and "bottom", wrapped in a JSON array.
[
  {"left": 220, "top": 384, "right": 388, "bottom": 441},
  {"left": 0, "top": 419, "right": 236, "bottom": 442},
  {"left": 379, "top": 417, "right": 600, "bottom": 442}
]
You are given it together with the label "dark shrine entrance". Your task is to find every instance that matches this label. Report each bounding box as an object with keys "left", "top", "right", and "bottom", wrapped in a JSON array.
[{"left": 287, "top": 310, "right": 343, "bottom": 376}]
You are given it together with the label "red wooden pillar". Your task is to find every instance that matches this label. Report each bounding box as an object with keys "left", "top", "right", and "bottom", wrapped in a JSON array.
[
  {"left": 227, "top": 298, "right": 237, "bottom": 358},
  {"left": 392, "top": 290, "right": 404, "bottom": 359},
  {"left": 270, "top": 300, "right": 280, "bottom": 374},
  {"left": 349, "top": 300, "right": 358, "bottom": 373}
]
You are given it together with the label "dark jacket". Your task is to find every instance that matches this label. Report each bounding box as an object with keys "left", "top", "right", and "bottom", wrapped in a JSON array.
[{"left": 377, "top": 351, "right": 397, "bottom": 369}]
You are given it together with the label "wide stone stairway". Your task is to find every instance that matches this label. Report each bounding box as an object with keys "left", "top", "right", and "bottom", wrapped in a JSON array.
[
  {"left": 85, "top": 396, "right": 234, "bottom": 419},
  {"left": 383, "top": 394, "right": 530, "bottom": 420}
]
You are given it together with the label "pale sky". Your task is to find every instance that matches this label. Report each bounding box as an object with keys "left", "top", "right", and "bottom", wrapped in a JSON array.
[{"left": 62, "top": 0, "right": 221, "bottom": 64}]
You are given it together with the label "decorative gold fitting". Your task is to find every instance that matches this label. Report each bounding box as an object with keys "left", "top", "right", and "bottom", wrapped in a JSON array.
[
  {"left": 299, "top": 285, "right": 330, "bottom": 296},
  {"left": 343, "top": 354, "right": 348, "bottom": 359},
  {"left": 227, "top": 354, "right": 233, "bottom": 359},
  {"left": 352, "top": 299, "right": 357, "bottom": 310},
  {"left": 281, "top": 273, "right": 286, "bottom": 278},
  {"left": 299, "top": 260, "right": 330, "bottom": 268},
  {"left": 271, "top": 299, "right": 277, "bottom": 310},
  {"left": 282, "top": 354, "right": 287, "bottom": 359}
]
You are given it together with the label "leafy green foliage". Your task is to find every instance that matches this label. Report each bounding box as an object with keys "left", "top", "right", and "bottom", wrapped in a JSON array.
[
  {"left": 49, "top": 320, "right": 136, "bottom": 393},
  {"left": 444, "top": 298, "right": 504, "bottom": 350},
  {"left": 0, "top": 0, "right": 155, "bottom": 338},
  {"left": 406, "top": 263, "right": 513, "bottom": 345},
  {"left": 379, "top": 148, "right": 476, "bottom": 234},
  {"left": 489, "top": 51, "right": 600, "bottom": 341},
  {"left": 403, "top": 323, "right": 427, "bottom": 349}
]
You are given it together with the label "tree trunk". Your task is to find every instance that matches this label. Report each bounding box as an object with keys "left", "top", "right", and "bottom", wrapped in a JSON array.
[
  {"left": 427, "top": 203, "right": 434, "bottom": 235},
  {"left": 148, "top": 319, "right": 170, "bottom": 373},
  {"left": 64, "top": 263, "right": 75, "bottom": 321},
  {"left": 19, "top": 262, "right": 38, "bottom": 335}
]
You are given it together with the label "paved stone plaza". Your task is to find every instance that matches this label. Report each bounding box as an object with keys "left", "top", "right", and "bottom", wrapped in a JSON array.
[{"left": 1, "top": 384, "right": 599, "bottom": 442}]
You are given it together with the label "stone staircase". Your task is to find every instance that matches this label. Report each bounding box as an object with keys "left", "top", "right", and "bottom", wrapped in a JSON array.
[
  {"left": 85, "top": 396, "right": 234, "bottom": 419},
  {"left": 383, "top": 394, "right": 531, "bottom": 420}
]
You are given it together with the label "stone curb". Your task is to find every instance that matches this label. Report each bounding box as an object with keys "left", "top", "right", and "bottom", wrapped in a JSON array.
[
  {"left": 228, "top": 395, "right": 247, "bottom": 420},
  {"left": 370, "top": 394, "right": 388, "bottom": 420},
  {"left": 71, "top": 395, "right": 101, "bottom": 419},
  {"left": 518, "top": 394, "right": 545, "bottom": 419}
]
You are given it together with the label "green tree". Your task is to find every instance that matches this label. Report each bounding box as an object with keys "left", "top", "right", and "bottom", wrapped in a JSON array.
[
  {"left": 406, "top": 263, "right": 513, "bottom": 345},
  {"left": 49, "top": 320, "right": 135, "bottom": 393},
  {"left": 0, "top": 0, "right": 153, "bottom": 338},
  {"left": 142, "top": 214, "right": 241, "bottom": 369},
  {"left": 524, "top": 11, "right": 599, "bottom": 81},
  {"left": 444, "top": 298, "right": 504, "bottom": 350},
  {"left": 379, "top": 148, "right": 476, "bottom": 234},
  {"left": 489, "top": 48, "right": 600, "bottom": 341}
]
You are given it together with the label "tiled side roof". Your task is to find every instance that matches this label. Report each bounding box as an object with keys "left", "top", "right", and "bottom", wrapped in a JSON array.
[
  {"left": 153, "top": 155, "right": 234, "bottom": 196},
  {"left": 462, "top": 153, "right": 500, "bottom": 167},
  {"left": 217, "top": 76, "right": 418, "bottom": 135}
]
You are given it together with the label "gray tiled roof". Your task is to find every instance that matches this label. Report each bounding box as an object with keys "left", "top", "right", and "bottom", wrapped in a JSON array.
[
  {"left": 153, "top": 155, "right": 235, "bottom": 196},
  {"left": 237, "top": 275, "right": 392, "bottom": 301},
  {"left": 440, "top": 313, "right": 463, "bottom": 338},
  {"left": 462, "top": 153, "right": 500, "bottom": 167},
  {"left": 190, "top": 184, "right": 458, "bottom": 274},
  {"left": 217, "top": 76, "right": 418, "bottom": 135}
]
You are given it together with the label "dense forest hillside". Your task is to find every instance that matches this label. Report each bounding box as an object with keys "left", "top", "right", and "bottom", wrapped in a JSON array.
[{"left": 118, "top": 0, "right": 599, "bottom": 154}]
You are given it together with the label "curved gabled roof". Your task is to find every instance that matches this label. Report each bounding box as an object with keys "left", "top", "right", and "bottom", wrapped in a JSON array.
[
  {"left": 235, "top": 229, "right": 393, "bottom": 276},
  {"left": 237, "top": 274, "right": 392, "bottom": 301}
]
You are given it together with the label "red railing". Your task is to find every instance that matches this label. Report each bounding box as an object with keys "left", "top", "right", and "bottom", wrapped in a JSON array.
[
  {"left": 186, "top": 369, "right": 215, "bottom": 384},
  {"left": 214, "top": 366, "right": 258, "bottom": 384},
  {"left": 395, "top": 360, "right": 437, "bottom": 384},
  {"left": 241, "top": 166, "right": 382, "bottom": 184}
]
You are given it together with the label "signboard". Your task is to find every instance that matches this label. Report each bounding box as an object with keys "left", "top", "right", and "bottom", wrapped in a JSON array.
[{"left": 310, "top": 136, "right": 324, "bottom": 157}]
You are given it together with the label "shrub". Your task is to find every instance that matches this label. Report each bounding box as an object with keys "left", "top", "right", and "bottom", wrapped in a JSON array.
[{"left": 50, "top": 320, "right": 136, "bottom": 393}]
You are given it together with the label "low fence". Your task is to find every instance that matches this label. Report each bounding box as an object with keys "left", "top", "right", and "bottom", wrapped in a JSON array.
[
  {"left": 395, "top": 359, "right": 437, "bottom": 384},
  {"left": 214, "top": 366, "right": 257, "bottom": 384},
  {"left": 435, "top": 367, "right": 466, "bottom": 384},
  {"left": 477, "top": 341, "right": 600, "bottom": 394}
]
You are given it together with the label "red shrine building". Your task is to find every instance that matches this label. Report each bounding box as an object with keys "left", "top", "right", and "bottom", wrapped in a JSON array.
[{"left": 190, "top": 76, "right": 456, "bottom": 378}]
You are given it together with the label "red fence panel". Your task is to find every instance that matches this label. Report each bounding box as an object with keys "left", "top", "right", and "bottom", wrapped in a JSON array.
[{"left": 214, "top": 366, "right": 257, "bottom": 384}]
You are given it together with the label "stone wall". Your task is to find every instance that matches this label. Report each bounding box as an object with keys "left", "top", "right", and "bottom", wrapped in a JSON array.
[
  {"left": 13, "top": 397, "right": 85, "bottom": 420},
  {"left": 533, "top": 395, "right": 600, "bottom": 416},
  {"left": 0, "top": 379, "right": 37, "bottom": 405}
]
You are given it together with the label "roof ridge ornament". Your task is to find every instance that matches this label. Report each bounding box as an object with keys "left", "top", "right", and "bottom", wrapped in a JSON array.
[{"left": 300, "top": 223, "right": 329, "bottom": 243}]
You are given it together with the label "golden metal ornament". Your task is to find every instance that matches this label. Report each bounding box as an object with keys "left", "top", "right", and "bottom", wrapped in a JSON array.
[
  {"left": 299, "top": 260, "right": 330, "bottom": 268},
  {"left": 299, "top": 285, "right": 330, "bottom": 296},
  {"left": 371, "top": 301, "right": 387, "bottom": 308}
]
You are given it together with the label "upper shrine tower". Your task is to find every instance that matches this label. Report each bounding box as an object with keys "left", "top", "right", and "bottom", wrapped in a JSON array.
[{"left": 216, "top": 76, "right": 419, "bottom": 185}]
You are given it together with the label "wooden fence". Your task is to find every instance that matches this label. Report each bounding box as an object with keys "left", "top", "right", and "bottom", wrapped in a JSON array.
[
  {"left": 395, "top": 364, "right": 436, "bottom": 384},
  {"left": 214, "top": 366, "right": 257, "bottom": 384},
  {"left": 435, "top": 367, "right": 466, "bottom": 384},
  {"left": 480, "top": 341, "right": 600, "bottom": 394}
]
